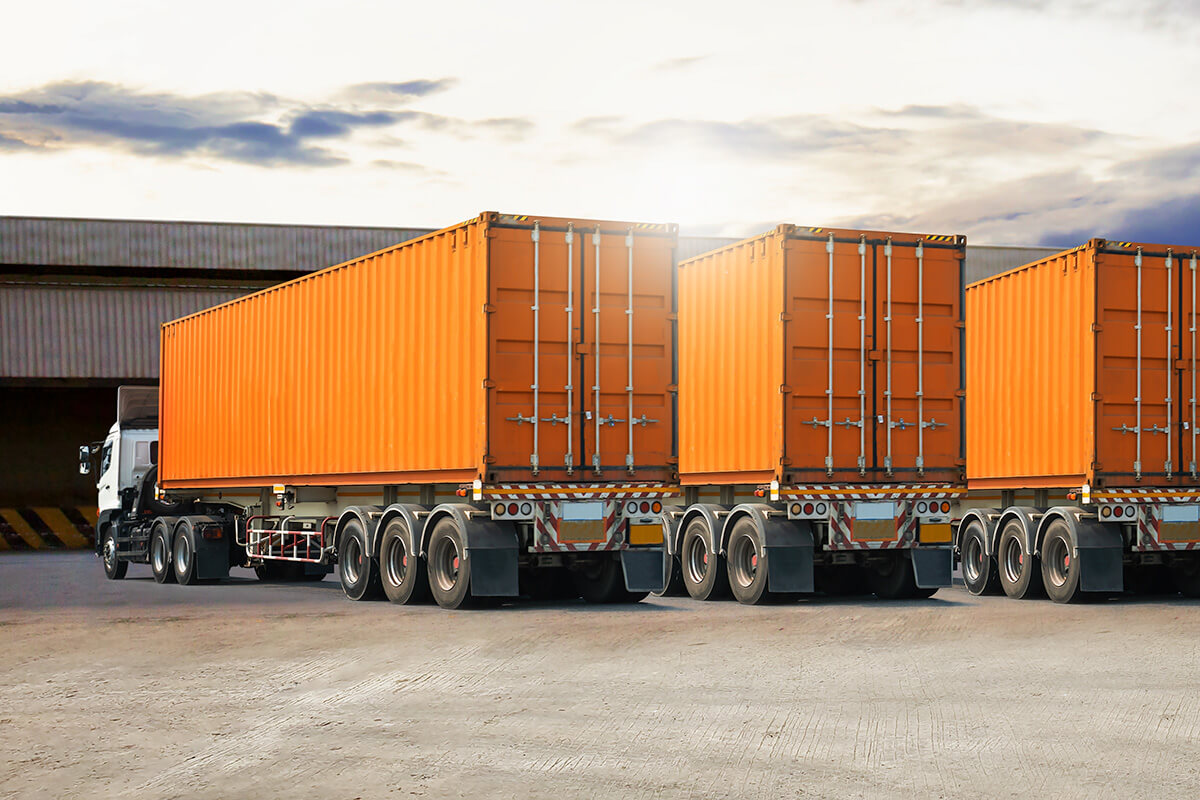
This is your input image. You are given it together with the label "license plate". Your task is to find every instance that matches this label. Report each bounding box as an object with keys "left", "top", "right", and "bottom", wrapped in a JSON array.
[
  {"left": 561, "top": 501, "right": 604, "bottom": 521},
  {"left": 854, "top": 501, "right": 896, "bottom": 521},
  {"left": 1162, "top": 505, "right": 1200, "bottom": 523}
]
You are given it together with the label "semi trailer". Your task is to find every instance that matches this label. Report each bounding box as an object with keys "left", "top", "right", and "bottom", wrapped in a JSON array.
[
  {"left": 665, "top": 225, "right": 966, "bottom": 604},
  {"left": 960, "top": 239, "right": 1200, "bottom": 602},
  {"left": 81, "top": 213, "right": 678, "bottom": 608}
]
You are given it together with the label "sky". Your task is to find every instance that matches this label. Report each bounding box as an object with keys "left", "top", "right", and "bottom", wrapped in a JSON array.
[{"left": 1, "top": 0, "right": 1199, "bottom": 245}]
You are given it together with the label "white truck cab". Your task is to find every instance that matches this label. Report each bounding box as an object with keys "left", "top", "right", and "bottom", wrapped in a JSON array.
[{"left": 81, "top": 386, "right": 160, "bottom": 514}]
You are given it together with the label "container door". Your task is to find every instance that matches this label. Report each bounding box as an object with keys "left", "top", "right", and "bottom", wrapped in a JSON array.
[
  {"left": 488, "top": 221, "right": 580, "bottom": 480},
  {"left": 783, "top": 234, "right": 877, "bottom": 481},
  {"left": 1179, "top": 250, "right": 1200, "bottom": 478},
  {"left": 873, "top": 238, "right": 962, "bottom": 481},
  {"left": 579, "top": 225, "right": 675, "bottom": 477},
  {"left": 1095, "top": 247, "right": 1176, "bottom": 482}
]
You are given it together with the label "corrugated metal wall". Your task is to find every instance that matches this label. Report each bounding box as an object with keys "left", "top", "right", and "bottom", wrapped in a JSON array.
[
  {"left": 965, "top": 245, "right": 1061, "bottom": 284},
  {"left": 1, "top": 281, "right": 261, "bottom": 379},
  {"left": 0, "top": 216, "right": 432, "bottom": 272}
]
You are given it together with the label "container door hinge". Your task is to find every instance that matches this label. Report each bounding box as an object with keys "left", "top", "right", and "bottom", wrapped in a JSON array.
[
  {"left": 482, "top": 303, "right": 496, "bottom": 314},
  {"left": 482, "top": 379, "right": 496, "bottom": 389},
  {"left": 779, "top": 312, "right": 793, "bottom": 322},
  {"left": 780, "top": 385, "right": 793, "bottom": 394}
]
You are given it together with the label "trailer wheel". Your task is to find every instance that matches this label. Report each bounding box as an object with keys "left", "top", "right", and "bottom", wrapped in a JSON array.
[
  {"left": 172, "top": 522, "right": 199, "bottom": 586},
  {"left": 379, "top": 519, "right": 429, "bottom": 605},
  {"left": 997, "top": 522, "right": 1043, "bottom": 599},
  {"left": 726, "top": 520, "right": 775, "bottom": 605},
  {"left": 653, "top": 556, "right": 685, "bottom": 597},
  {"left": 426, "top": 518, "right": 476, "bottom": 609},
  {"left": 1040, "top": 522, "right": 1083, "bottom": 603},
  {"left": 868, "top": 553, "right": 936, "bottom": 599},
  {"left": 680, "top": 519, "right": 729, "bottom": 601},
  {"left": 573, "top": 556, "right": 646, "bottom": 604},
  {"left": 338, "top": 519, "right": 382, "bottom": 601},
  {"left": 150, "top": 523, "right": 175, "bottom": 584},
  {"left": 959, "top": 520, "right": 1000, "bottom": 596},
  {"left": 1168, "top": 555, "right": 1200, "bottom": 598},
  {"left": 101, "top": 527, "right": 127, "bottom": 580}
]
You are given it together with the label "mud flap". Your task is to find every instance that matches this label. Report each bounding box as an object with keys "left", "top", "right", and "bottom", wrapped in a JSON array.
[
  {"left": 1061, "top": 512, "right": 1124, "bottom": 593},
  {"left": 621, "top": 548, "right": 667, "bottom": 593},
  {"left": 764, "top": 521, "right": 814, "bottom": 594},
  {"left": 911, "top": 547, "right": 952, "bottom": 588},
  {"left": 462, "top": 519, "right": 519, "bottom": 597}
]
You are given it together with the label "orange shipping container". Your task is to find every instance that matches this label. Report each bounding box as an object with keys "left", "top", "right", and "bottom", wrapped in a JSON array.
[
  {"left": 159, "top": 212, "right": 677, "bottom": 489},
  {"left": 678, "top": 225, "right": 965, "bottom": 485},
  {"left": 967, "top": 238, "right": 1200, "bottom": 490}
]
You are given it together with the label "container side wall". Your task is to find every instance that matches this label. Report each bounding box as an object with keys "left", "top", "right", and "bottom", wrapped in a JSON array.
[
  {"left": 160, "top": 221, "right": 487, "bottom": 488},
  {"left": 966, "top": 248, "right": 1094, "bottom": 487},
  {"left": 678, "top": 234, "right": 783, "bottom": 483}
]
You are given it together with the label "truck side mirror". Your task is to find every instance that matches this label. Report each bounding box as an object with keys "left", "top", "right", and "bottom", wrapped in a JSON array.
[{"left": 79, "top": 445, "right": 92, "bottom": 475}]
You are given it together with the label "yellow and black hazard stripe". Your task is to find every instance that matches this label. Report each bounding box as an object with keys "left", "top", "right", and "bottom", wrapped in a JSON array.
[
  {"left": 0, "top": 507, "right": 96, "bottom": 550},
  {"left": 807, "top": 227, "right": 826, "bottom": 234},
  {"left": 1108, "top": 240, "right": 1136, "bottom": 249},
  {"left": 923, "top": 234, "right": 957, "bottom": 243}
]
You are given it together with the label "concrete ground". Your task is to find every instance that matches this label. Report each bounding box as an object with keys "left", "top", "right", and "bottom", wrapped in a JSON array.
[{"left": 2, "top": 552, "right": 1199, "bottom": 800}]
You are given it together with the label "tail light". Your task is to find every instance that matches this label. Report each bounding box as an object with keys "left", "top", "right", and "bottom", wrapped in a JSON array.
[
  {"left": 520, "top": 502, "right": 532, "bottom": 516},
  {"left": 940, "top": 501, "right": 951, "bottom": 514},
  {"left": 917, "top": 501, "right": 928, "bottom": 514},
  {"left": 803, "top": 502, "right": 814, "bottom": 515},
  {"left": 626, "top": 501, "right": 638, "bottom": 514},
  {"left": 640, "top": 501, "right": 650, "bottom": 513},
  {"left": 651, "top": 501, "right": 662, "bottom": 513},
  {"left": 507, "top": 503, "right": 519, "bottom": 516},
  {"left": 815, "top": 502, "right": 827, "bottom": 515}
]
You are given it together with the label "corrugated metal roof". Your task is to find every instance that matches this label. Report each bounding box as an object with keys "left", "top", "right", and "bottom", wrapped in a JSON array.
[
  {"left": 677, "top": 236, "right": 740, "bottom": 262},
  {"left": 1, "top": 281, "right": 262, "bottom": 379},
  {"left": 0, "top": 216, "right": 433, "bottom": 272},
  {"left": 965, "top": 245, "right": 1063, "bottom": 284}
]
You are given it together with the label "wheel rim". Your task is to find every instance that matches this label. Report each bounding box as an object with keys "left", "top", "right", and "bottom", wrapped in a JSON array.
[
  {"left": 962, "top": 533, "right": 983, "bottom": 584},
  {"left": 684, "top": 534, "right": 710, "bottom": 585},
  {"left": 342, "top": 536, "right": 362, "bottom": 584},
  {"left": 1001, "top": 535, "right": 1024, "bottom": 585},
  {"left": 152, "top": 533, "right": 167, "bottom": 573},
  {"left": 729, "top": 534, "right": 759, "bottom": 589},
  {"left": 173, "top": 533, "right": 190, "bottom": 573},
  {"left": 384, "top": 535, "right": 408, "bottom": 588},
  {"left": 1045, "top": 535, "right": 1071, "bottom": 588},
  {"left": 431, "top": 535, "right": 461, "bottom": 593},
  {"left": 103, "top": 535, "right": 118, "bottom": 571}
]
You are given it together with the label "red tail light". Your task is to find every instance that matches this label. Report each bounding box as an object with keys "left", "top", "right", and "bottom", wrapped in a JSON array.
[{"left": 508, "top": 503, "right": 519, "bottom": 516}]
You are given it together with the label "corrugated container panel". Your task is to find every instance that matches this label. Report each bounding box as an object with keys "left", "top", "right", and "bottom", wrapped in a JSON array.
[
  {"left": 679, "top": 225, "right": 965, "bottom": 486},
  {"left": 0, "top": 216, "right": 431, "bottom": 271},
  {"left": 965, "top": 245, "right": 1061, "bottom": 284},
  {"left": 967, "top": 239, "right": 1200, "bottom": 489},
  {"left": 0, "top": 282, "right": 259, "bottom": 379},
  {"left": 160, "top": 212, "right": 678, "bottom": 489},
  {"left": 676, "top": 235, "right": 740, "bottom": 263}
]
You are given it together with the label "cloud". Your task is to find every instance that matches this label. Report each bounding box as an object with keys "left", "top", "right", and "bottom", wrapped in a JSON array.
[
  {"left": 370, "top": 159, "right": 447, "bottom": 176},
  {"left": 1039, "top": 193, "right": 1200, "bottom": 247},
  {"left": 0, "top": 78, "right": 530, "bottom": 168}
]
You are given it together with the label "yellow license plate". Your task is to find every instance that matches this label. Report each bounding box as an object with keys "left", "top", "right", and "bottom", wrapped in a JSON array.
[
  {"left": 558, "top": 520, "right": 605, "bottom": 543},
  {"left": 919, "top": 523, "right": 952, "bottom": 544},
  {"left": 629, "top": 524, "right": 662, "bottom": 546},
  {"left": 852, "top": 519, "right": 896, "bottom": 541},
  {"left": 1160, "top": 521, "right": 1200, "bottom": 543}
]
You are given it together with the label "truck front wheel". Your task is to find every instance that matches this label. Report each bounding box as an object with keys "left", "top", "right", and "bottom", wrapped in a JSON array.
[
  {"left": 101, "top": 528, "right": 127, "bottom": 580},
  {"left": 150, "top": 524, "right": 175, "bottom": 584},
  {"left": 338, "top": 519, "right": 382, "bottom": 601}
]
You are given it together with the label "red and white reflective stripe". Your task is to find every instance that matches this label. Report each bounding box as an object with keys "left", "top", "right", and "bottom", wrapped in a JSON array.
[
  {"left": 530, "top": 500, "right": 627, "bottom": 552},
  {"left": 1095, "top": 488, "right": 1200, "bottom": 503},
  {"left": 483, "top": 483, "right": 677, "bottom": 500},
  {"left": 823, "top": 501, "right": 919, "bottom": 551},
  {"left": 780, "top": 484, "right": 963, "bottom": 501},
  {"left": 1133, "top": 505, "right": 1200, "bottom": 551}
]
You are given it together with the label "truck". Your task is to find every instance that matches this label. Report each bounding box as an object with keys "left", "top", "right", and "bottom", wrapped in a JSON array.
[
  {"left": 664, "top": 224, "right": 966, "bottom": 604},
  {"left": 960, "top": 238, "right": 1200, "bottom": 602},
  {"left": 80, "top": 213, "right": 678, "bottom": 608}
]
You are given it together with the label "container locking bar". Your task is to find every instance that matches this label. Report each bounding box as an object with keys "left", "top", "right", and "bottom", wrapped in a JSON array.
[
  {"left": 1166, "top": 250, "right": 1174, "bottom": 477},
  {"left": 1136, "top": 247, "right": 1144, "bottom": 479},
  {"left": 857, "top": 235, "right": 867, "bottom": 475},
  {"left": 593, "top": 225, "right": 602, "bottom": 473},
  {"left": 1192, "top": 252, "right": 1198, "bottom": 478},
  {"left": 884, "top": 238, "right": 894, "bottom": 474},
  {"left": 531, "top": 222, "right": 541, "bottom": 474},
  {"left": 565, "top": 223, "right": 575, "bottom": 474},
  {"left": 916, "top": 241, "right": 925, "bottom": 475},
  {"left": 825, "top": 234, "right": 835, "bottom": 475},
  {"left": 626, "top": 228, "right": 636, "bottom": 473}
]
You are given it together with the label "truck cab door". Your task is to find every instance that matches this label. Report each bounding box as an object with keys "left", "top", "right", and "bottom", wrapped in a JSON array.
[{"left": 97, "top": 434, "right": 119, "bottom": 513}]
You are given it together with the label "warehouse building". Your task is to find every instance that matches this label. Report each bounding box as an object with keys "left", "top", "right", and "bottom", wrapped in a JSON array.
[{"left": 0, "top": 214, "right": 1056, "bottom": 548}]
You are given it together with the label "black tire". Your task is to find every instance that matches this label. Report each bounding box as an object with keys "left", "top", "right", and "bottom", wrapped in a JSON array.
[
  {"left": 997, "top": 522, "right": 1043, "bottom": 599},
  {"left": 379, "top": 519, "right": 430, "bottom": 605},
  {"left": 100, "top": 527, "right": 127, "bottom": 580},
  {"left": 1169, "top": 554, "right": 1200, "bottom": 598},
  {"left": 868, "top": 553, "right": 936, "bottom": 599},
  {"left": 298, "top": 570, "right": 328, "bottom": 582},
  {"left": 1040, "top": 522, "right": 1083, "bottom": 603},
  {"left": 338, "top": 518, "right": 383, "bottom": 601},
  {"left": 573, "top": 556, "right": 647, "bottom": 604},
  {"left": 426, "top": 518, "right": 476, "bottom": 609},
  {"left": 653, "top": 555, "right": 686, "bottom": 597},
  {"left": 172, "top": 521, "right": 199, "bottom": 585},
  {"left": 959, "top": 519, "right": 1001, "bottom": 596},
  {"left": 725, "top": 519, "right": 774, "bottom": 605},
  {"left": 680, "top": 518, "right": 729, "bottom": 601},
  {"left": 150, "top": 523, "right": 176, "bottom": 584},
  {"left": 814, "top": 565, "right": 870, "bottom": 596}
]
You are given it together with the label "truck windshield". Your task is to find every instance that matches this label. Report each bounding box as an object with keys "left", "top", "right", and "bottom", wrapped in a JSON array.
[{"left": 100, "top": 442, "right": 113, "bottom": 475}]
